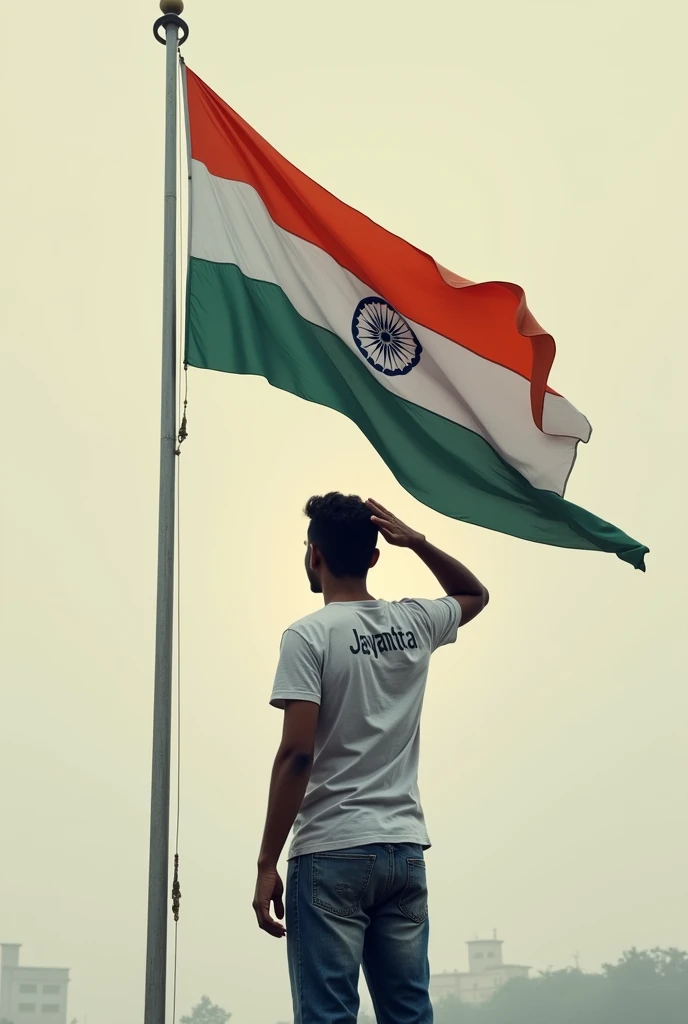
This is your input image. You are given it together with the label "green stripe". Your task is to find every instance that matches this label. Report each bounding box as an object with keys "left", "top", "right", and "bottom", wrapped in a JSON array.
[{"left": 185, "top": 259, "right": 648, "bottom": 569}]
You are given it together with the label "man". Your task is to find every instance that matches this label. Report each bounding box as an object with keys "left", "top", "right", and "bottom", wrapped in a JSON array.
[{"left": 253, "top": 493, "right": 489, "bottom": 1023}]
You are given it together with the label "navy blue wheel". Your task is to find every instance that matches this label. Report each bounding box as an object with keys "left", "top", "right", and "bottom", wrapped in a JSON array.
[{"left": 352, "top": 297, "right": 422, "bottom": 376}]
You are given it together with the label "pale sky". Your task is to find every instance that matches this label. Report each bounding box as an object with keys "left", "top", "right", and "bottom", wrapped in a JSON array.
[{"left": 1, "top": 1, "right": 686, "bottom": 1022}]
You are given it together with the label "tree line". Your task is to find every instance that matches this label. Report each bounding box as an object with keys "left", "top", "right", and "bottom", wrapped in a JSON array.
[{"left": 431, "top": 947, "right": 688, "bottom": 1024}]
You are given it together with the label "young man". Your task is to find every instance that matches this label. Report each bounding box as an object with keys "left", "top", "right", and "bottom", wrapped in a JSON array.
[{"left": 253, "top": 493, "right": 489, "bottom": 1024}]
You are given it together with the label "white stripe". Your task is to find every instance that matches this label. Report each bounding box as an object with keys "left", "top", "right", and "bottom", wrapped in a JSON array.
[{"left": 190, "top": 160, "right": 591, "bottom": 494}]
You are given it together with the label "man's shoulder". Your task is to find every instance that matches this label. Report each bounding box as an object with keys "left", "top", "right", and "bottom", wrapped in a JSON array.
[
  {"left": 397, "top": 596, "right": 459, "bottom": 613},
  {"left": 394, "top": 596, "right": 461, "bottom": 634},
  {"left": 284, "top": 600, "right": 395, "bottom": 638},
  {"left": 284, "top": 604, "right": 337, "bottom": 638},
  {"left": 281, "top": 607, "right": 345, "bottom": 659},
  {"left": 285, "top": 598, "right": 450, "bottom": 629}
]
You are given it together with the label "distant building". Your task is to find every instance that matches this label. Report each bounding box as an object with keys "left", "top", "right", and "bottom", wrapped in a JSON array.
[
  {"left": 0, "top": 944, "right": 69, "bottom": 1024},
  {"left": 430, "top": 934, "right": 530, "bottom": 1006}
]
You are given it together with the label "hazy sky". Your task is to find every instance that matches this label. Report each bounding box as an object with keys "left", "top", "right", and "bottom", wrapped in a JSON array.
[{"left": 1, "top": 1, "right": 686, "bottom": 1022}]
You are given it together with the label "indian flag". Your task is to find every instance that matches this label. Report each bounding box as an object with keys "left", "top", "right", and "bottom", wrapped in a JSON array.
[{"left": 183, "top": 67, "right": 647, "bottom": 570}]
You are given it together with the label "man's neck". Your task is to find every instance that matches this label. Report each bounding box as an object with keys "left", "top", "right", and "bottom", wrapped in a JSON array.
[{"left": 322, "top": 577, "right": 375, "bottom": 605}]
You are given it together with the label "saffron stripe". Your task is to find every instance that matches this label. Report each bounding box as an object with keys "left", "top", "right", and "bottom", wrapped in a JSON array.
[{"left": 185, "top": 66, "right": 575, "bottom": 429}]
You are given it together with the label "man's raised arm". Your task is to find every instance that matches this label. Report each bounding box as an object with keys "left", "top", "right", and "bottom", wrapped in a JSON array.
[{"left": 367, "top": 499, "right": 489, "bottom": 626}]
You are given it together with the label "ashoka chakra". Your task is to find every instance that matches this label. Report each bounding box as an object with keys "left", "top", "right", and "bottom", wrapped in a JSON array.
[{"left": 351, "top": 297, "right": 422, "bottom": 377}]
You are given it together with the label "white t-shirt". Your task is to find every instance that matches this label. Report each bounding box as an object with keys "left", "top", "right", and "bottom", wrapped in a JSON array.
[{"left": 270, "top": 596, "right": 461, "bottom": 859}]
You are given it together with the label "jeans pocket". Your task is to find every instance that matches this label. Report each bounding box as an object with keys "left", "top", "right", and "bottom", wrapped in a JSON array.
[
  {"left": 399, "top": 857, "right": 428, "bottom": 924},
  {"left": 312, "top": 853, "right": 376, "bottom": 917}
]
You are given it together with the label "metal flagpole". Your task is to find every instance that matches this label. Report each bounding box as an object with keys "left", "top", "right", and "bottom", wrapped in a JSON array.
[{"left": 147, "top": 4, "right": 189, "bottom": 1024}]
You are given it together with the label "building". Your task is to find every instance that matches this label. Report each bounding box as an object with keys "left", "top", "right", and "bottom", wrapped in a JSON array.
[
  {"left": 430, "top": 934, "right": 530, "bottom": 1006},
  {"left": 0, "top": 944, "right": 69, "bottom": 1024}
]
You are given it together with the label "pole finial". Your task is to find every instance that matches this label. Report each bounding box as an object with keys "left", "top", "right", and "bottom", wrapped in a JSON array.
[{"left": 153, "top": 1, "right": 189, "bottom": 45}]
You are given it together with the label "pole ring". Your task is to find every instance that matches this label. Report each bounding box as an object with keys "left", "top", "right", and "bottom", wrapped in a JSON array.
[{"left": 153, "top": 13, "right": 189, "bottom": 46}]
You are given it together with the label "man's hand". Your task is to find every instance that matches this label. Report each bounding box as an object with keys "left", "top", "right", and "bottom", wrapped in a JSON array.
[
  {"left": 367, "top": 497, "right": 489, "bottom": 625},
  {"left": 367, "top": 499, "right": 425, "bottom": 548},
  {"left": 253, "top": 864, "right": 286, "bottom": 938}
]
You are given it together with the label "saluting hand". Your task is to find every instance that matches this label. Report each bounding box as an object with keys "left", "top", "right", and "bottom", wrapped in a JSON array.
[{"left": 366, "top": 499, "right": 426, "bottom": 549}]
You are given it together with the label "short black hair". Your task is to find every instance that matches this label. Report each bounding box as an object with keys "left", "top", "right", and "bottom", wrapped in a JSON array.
[{"left": 305, "top": 492, "right": 378, "bottom": 578}]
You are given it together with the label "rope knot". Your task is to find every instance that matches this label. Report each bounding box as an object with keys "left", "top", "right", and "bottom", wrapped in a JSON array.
[{"left": 172, "top": 853, "right": 182, "bottom": 922}]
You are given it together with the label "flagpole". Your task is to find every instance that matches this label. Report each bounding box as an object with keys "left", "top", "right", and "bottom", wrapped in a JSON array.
[{"left": 146, "top": 4, "right": 189, "bottom": 1024}]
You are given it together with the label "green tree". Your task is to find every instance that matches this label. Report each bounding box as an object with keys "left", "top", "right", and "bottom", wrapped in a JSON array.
[
  {"left": 180, "top": 996, "right": 231, "bottom": 1024},
  {"left": 431, "top": 949, "right": 688, "bottom": 1024},
  {"left": 599, "top": 947, "right": 688, "bottom": 1024},
  {"left": 434, "top": 993, "right": 482, "bottom": 1023},
  {"left": 484, "top": 968, "right": 604, "bottom": 1024}
]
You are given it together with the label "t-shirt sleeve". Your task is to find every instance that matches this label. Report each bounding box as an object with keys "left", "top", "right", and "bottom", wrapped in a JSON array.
[
  {"left": 270, "top": 628, "right": 323, "bottom": 710},
  {"left": 403, "top": 596, "right": 461, "bottom": 651}
]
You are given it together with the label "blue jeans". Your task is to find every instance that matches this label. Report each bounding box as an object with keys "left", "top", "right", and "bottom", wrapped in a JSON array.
[{"left": 286, "top": 843, "right": 433, "bottom": 1024}]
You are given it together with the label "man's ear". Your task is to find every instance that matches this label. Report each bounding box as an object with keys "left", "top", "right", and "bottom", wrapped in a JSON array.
[
  {"left": 370, "top": 548, "right": 380, "bottom": 569},
  {"left": 309, "top": 542, "right": 322, "bottom": 569}
]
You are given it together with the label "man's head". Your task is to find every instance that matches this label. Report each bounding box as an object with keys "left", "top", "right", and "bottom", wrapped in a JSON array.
[{"left": 304, "top": 492, "right": 379, "bottom": 594}]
